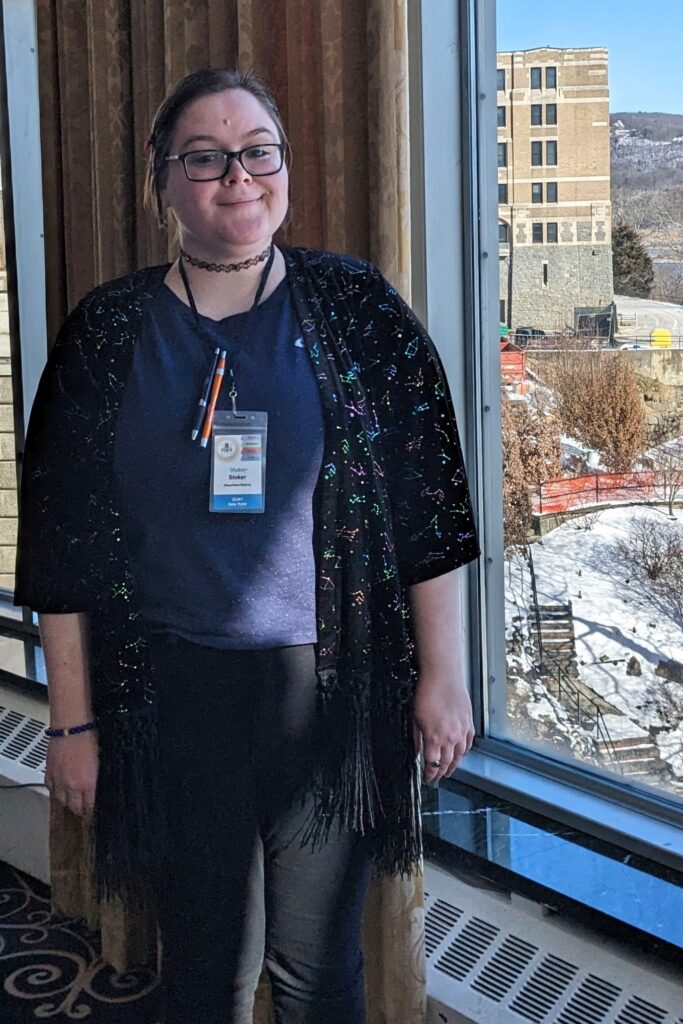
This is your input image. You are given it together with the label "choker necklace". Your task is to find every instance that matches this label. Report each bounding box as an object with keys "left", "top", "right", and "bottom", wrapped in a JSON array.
[{"left": 179, "top": 244, "right": 272, "bottom": 274}]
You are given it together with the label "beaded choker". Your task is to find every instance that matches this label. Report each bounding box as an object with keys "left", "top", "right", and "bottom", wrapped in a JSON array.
[{"left": 179, "top": 245, "right": 272, "bottom": 274}]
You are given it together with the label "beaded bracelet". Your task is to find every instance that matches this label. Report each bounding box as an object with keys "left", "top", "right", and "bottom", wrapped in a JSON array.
[{"left": 45, "top": 720, "right": 98, "bottom": 738}]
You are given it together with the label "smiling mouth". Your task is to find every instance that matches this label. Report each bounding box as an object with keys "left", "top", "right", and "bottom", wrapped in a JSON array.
[{"left": 221, "top": 197, "right": 263, "bottom": 207}]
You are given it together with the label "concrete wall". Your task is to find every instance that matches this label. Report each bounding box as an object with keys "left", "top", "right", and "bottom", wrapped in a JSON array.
[
  {"left": 508, "top": 243, "right": 612, "bottom": 330},
  {"left": 527, "top": 348, "right": 683, "bottom": 388}
]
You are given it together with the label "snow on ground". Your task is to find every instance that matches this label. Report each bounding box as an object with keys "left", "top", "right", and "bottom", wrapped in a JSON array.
[{"left": 506, "top": 506, "right": 683, "bottom": 774}]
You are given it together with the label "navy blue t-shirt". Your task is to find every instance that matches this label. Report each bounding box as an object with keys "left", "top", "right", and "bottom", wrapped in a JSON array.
[{"left": 113, "top": 276, "right": 325, "bottom": 649}]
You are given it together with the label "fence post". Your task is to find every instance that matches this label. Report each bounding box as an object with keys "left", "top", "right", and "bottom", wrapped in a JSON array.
[{"left": 595, "top": 474, "right": 599, "bottom": 504}]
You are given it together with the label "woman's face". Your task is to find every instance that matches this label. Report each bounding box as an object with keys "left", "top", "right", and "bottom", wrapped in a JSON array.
[{"left": 162, "top": 88, "right": 289, "bottom": 259}]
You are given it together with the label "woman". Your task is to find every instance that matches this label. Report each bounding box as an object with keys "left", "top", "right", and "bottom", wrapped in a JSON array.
[{"left": 15, "top": 69, "right": 479, "bottom": 1024}]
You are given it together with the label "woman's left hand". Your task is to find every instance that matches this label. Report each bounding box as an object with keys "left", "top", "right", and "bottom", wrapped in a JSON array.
[{"left": 412, "top": 673, "right": 475, "bottom": 784}]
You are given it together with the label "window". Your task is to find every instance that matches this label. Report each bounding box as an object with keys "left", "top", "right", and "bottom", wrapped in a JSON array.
[
  {"left": 532, "top": 182, "right": 543, "bottom": 204},
  {"left": 530, "top": 66, "right": 542, "bottom": 89},
  {"left": 547, "top": 221, "right": 558, "bottom": 243},
  {"left": 531, "top": 140, "right": 543, "bottom": 166},
  {"left": 546, "top": 140, "right": 558, "bottom": 165},
  {"left": 531, "top": 104, "right": 542, "bottom": 126},
  {"left": 532, "top": 222, "right": 543, "bottom": 243},
  {"left": 497, "top": 67, "right": 506, "bottom": 91},
  {"left": 543, "top": 262, "right": 549, "bottom": 286},
  {"left": 500, "top": 298, "right": 506, "bottom": 323},
  {"left": 497, "top": 105, "right": 506, "bottom": 127},
  {"left": 498, "top": 183, "right": 508, "bottom": 204},
  {"left": 497, "top": 142, "right": 507, "bottom": 167},
  {"left": 546, "top": 65, "right": 557, "bottom": 89},
  {"left": 546, "top": 103, "right": 557, "bottom": 125},
  {"left": 499, "top": 221, "right": 510, "bottom": 243},
  {"left": 547, "top": 181, "right": 558, "bottom": 203}
]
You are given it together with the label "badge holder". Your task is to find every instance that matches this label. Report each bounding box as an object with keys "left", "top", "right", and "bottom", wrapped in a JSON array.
[{"left": 210, "top": 411, "right": 268, "bottom": 513}]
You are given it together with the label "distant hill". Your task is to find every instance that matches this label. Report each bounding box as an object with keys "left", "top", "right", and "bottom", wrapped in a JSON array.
[
  {"left": 611, "top": 112, "right": 683, "bottom": 142},
  {"left": 611, "top": 113, "right": 683, "bottom": 190}
]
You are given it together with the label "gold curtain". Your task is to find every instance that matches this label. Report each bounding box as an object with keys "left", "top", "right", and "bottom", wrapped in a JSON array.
[
  {"left": 35, "top": 1, "right": 422, "bottom": 1021},
  {"left": 37, "top": 0, "right": 411, "bottom": 342}
]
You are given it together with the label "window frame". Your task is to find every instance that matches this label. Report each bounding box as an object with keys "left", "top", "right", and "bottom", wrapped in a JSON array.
[
  {"left": 547, "top": 221, "right": 558, "bottom": 243},
  {"left": 0, "top": 0, "right": 47, "bottom": 647},
  {"left": 496, "top": 66, "right": 505, "bottom": 91},
  {"left": 497, "top": 140, "right": 507, "bottom": 167},
  {"left": 531, "top": 182, "right": 543, "bottom": 204},
  {"left": 497, "top": 104, "right": 506, "bottom": 127},
  {"left": 546, "top": 139, "right": 558, "bottom": 165},
  {"left": 546, "top": 65, "right": 557, "bottom": 89},
  {"left": 531, "top": 140, "right": 543, "bottom": 166},
  {"left": 530, "top": 66, "right": 542, "bottom": 89},
  {"left": 530, "top": 103, "right": 542, "bottom": 126},
  {"left": 547, "top": 180, "right": 558, "bottom": 203},
  {"left": 498, "top": 182, "right": 508, "bottom": 204},
  {"left": 545, "top": 102, "right": 557, "bottom": 125},
  {"left": 532, "top": 222, "right": 544, "bottom": 243}
]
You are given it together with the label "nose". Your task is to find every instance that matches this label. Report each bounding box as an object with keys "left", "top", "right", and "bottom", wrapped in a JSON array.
[{"left": 221, "top": 154, "right": 252, "bottom": 185}]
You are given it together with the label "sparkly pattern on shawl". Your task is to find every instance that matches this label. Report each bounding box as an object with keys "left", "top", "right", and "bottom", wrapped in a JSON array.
[{"left": 14, "top": 248, "right": 479, "bottom": 907}]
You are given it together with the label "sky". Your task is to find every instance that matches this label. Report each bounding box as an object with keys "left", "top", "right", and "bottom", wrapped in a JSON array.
[{"left": 497, "top": 0, "right": 683, "bottom": 115}]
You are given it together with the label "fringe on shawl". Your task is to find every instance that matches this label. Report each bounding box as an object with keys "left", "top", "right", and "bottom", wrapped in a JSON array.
[
  {"left": 302, "top": 668, "right": 423, "bottom": 877},
  {"left": 91, "top": 702, "right": 163, "bottom": 907}
]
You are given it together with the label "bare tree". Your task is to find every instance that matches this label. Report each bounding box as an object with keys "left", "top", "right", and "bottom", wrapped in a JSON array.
[{"left": 653, "top": 446, "right": 683, "bottom": 516}]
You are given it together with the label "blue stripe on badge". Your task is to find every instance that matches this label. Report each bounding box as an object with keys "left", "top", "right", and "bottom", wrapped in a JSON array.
[{"left": 213, "top": 493, "right": 265, "bottom": 511}]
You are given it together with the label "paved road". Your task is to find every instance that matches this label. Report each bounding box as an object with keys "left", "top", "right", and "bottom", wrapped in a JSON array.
[{"left": 615, "top": 294, "right": 683, "bottom": 341}]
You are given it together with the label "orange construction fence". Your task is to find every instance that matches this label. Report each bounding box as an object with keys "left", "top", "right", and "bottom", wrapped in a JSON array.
[{"left": 531, "top": 471, "right": 657, "bottom": 515}]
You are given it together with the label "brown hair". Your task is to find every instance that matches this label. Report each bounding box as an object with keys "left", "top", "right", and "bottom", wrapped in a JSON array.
[{"left": 143, "top": 68, "right": 289, "bottom": 228}]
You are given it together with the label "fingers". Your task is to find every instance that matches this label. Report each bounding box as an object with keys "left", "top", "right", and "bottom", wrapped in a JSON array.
[
  {"left": 47, "top": 783, "right": 95, "bottom": 819},
  {"left": 421, "top": 731, "right": 474, "bottom": 784}
]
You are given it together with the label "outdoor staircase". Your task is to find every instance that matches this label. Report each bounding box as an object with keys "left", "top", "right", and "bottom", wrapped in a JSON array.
[
  {"left": 596, "top": 733, "right": 667, "bottom": 778},
  {"left": 528, "top": 602, "right": 579, "bottom": 679}
]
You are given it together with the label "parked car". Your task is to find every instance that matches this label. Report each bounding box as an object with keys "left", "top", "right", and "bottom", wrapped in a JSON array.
[{"left": 512, "top": 326, "right": 546, "bottom": 349}]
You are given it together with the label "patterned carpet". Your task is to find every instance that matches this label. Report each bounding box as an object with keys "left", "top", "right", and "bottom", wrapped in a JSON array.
[{"left": 0, "top": 860, "right": 159, "bottom": 1022}]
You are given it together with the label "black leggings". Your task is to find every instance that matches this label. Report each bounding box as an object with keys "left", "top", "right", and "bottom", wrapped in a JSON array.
[{"left": 148, "top": 635, "right": 372, "bottom": 1024}]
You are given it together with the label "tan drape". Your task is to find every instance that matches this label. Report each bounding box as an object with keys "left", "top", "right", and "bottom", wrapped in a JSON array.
[{"left": 36, "top": 2, "right": 422, "bottom": 1020}]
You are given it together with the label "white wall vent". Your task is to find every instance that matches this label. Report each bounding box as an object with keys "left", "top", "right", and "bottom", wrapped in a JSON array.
[
  {"left": 0, "top": 703, "right": 48, "bottom": 772},
  {"left": 425, "top": 863, "right": 683, "bottom": 1024}
]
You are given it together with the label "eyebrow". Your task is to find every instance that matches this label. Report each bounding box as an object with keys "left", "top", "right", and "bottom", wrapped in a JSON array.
[{"left": 179, "top": 126, "right": 277, "bottom": 149}]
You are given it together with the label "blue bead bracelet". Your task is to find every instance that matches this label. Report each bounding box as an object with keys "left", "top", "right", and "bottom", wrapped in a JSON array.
[{"left": 45, "top": 720, "right": 98, "bottom": 738}]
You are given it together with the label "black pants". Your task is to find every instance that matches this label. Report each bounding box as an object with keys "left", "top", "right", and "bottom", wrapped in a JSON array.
[{"left": 148, "top": 635, "right": 372, "bottom": 1024}]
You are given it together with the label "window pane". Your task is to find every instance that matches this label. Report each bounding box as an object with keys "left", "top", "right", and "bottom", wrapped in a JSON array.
[
  {"left": 499, "top": 221, "right": 510, "bottom": 243},
  {"left": 498, "top": 105, "right": 506, "bottom": 127},
  {"left": 497, "top": 67, "right": 506, "bottom": 91},
  {"left": 530, "top": 66, "right": 542, "bottom": 89},
  {"left": 531, "top": 104, "right": 542, "bottom": 126},
  {"left": 0, "top": 164, "right": 18, "bottom": 603},
  {"left": 498, "top": 142, "right": 508, "bottom": 167},
  {"left": 498, "top": 182, "right": 508, "bottom": 204},
  {"left": 495, "top": 23, "right": 683, "bottom": 809}
]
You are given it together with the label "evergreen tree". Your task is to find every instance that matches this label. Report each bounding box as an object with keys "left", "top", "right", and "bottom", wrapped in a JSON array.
[{"left": 612, "top": 221, "right": 654, "bottom": 298}]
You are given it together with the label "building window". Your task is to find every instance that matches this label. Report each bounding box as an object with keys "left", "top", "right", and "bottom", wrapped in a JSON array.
[
  {"left": 547, "top": 221, "right": 558, "bottom": 243},
  {"left": 546, "top": 140, "right": 558, "bottom": 165},
  {"left": 498, "top": 183, "right": 508, "bottom": 204},
  {"left": 530, "top": 66, "right": 542, "bottom": 89},
  {"left": 543, "top": 262, "right": 549, "bottom": 286},
  {"left": 500, "top": 298, "right": 506, "bottom": 323},
  {"left": 546, "top": 65, "right": 557, "bottom": 89},
  {"left": 497, "top": 142, "right": 507, "bottom": 167},
  {"left": 546, "top": 103, "right": 557, "bottom": 125},
  {"left": 499, "top": 221, "right": 510, "bottom": 243},
  {"left": 497, "top": 105, "right": 506, "bottom": 127},
  {"left": 532, "top": 182, "right": 543, "bottom": 204},
  {"left": 547, "top": 181, "right": 558, "bottom": 203},
  {"left": 497, "top": 67, "right": 506, "bottom": 91},
  {"left": 531, "top": 104, "right": 542, "bottom": 126},
  {"left": 531, "top": 141, "right": 543, "bottom": 166},
  {"left": 532, "top": 222, "right": 544, "bottom": 243}
]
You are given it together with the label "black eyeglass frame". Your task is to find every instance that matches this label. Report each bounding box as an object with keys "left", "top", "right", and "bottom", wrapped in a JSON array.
[{"left": 165, "top": 143, "right": 287, "bottom": 181}]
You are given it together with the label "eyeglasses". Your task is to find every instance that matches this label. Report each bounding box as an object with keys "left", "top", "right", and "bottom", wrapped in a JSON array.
[{"left": 165, "top": 144, "right": 286, "bottom": 181}]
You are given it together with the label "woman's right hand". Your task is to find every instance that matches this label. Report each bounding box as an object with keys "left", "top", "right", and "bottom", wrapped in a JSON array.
[{"left": 44, "top": 731, "right": 99, "bottom": 819}]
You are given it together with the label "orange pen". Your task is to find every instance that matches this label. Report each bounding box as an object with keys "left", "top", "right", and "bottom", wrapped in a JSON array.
[{"left": 199, "top": 349, "right": 227, "bottom": 448}]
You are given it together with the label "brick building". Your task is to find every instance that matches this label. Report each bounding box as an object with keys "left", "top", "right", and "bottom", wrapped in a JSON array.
[{"left": 497, "top": 47, "right": 613, "bottom": 333}]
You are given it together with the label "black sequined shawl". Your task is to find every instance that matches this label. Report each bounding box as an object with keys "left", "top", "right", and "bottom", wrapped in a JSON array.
[{"left": 15, "top": 247, "right": 479, "bottom": 910}]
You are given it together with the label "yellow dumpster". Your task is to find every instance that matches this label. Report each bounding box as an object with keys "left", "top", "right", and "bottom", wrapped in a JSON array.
[{"left": 650, "top": 328, "right": 672, "bottom": 349}]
